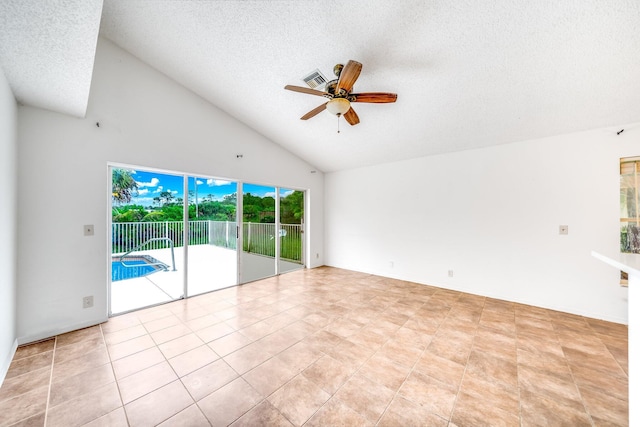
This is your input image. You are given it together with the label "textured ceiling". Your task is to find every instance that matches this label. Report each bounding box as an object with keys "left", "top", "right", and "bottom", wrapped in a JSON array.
[
  {"left": 0, "top": 0, "right": 103, "bottom": 117},
  {"left": 2, "top": 1, "right": 640, "bottom": 171}
]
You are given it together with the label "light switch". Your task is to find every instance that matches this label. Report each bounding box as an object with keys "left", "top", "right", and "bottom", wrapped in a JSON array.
[
  {"left": 84, "top": 224, "right": 94, "bottom": 236},
  {"left": 559, "top": 225, "right": 568, "bottom": 235}
]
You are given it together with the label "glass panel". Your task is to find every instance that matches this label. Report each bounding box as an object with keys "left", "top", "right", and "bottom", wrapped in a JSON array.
[
  {"left": 279, "top": 188, "right": 305, "bottom": 273},
  {"left": 110, "top": 167, "right": 307, "bottom": 312},
  {"left": 621, "top": 157, "right": 640, "bottom": 254},
  {"left": 187, "top": 177, "right": 238, "bottom": 295},
  {"left": 241, "top": 183, "right": 276, "bottom": 283},
  {"left": 110, "top": 167, "right": 184, "bottom": 314}
]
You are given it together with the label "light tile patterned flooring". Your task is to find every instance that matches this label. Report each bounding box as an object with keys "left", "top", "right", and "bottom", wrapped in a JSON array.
[{"left": 0, "top": 267, "right": 628, "bottom": 426}]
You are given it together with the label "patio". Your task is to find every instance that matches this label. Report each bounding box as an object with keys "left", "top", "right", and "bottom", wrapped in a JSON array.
[{"left": 110, "top": 245, "right": 302, "bottom": 315}]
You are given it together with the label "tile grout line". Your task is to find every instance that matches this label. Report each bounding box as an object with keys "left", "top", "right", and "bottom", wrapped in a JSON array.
[
  {"left": 11, "top": 270, "right": 625, "bottom": 426},
  {"left": 424, "top": 298, "right": 476, "bottom": 425},
  {"left": 324, "top": 297, "right": 397, "bottom": 423},
  {"left": 514, "top": 307, "right": 524, "bottom": 427},
  {"left": 231, "top": 322, "right": 314, "bottom": 426},
  {"left": 154, "top": 313, "right": 204, "bottom": 426},
  {"left": 554, "top": 320, "right": 598, "bottom": 427},
  {"left": 187, "top": 298, "right": 294, "bottom": 426},
  {"left": 301, "top": 319, "right": 387, "bottom": 425},
  {"left": 42, "top": 336, "right": 57, "bottom": 427},
  {"left": 298, "top": 296, "right": 428, "bottom": 425},
  {"left": 222, "top": 302, "right": 370, "bottom": 426},
  {"left": 100, "top": 323, "right": 131, "bottom": 426},
  {"left": 596, "top": 330, "right": 629, "bottom": 377},
  {"left": 363, "top": 297, "right": 428, "bottom": 423},
  {"left": 133, "top": 307, "right": 212, "bottom": 425},
  {"left": 371, "top": 316, "right": 424, "bottom": 426}
]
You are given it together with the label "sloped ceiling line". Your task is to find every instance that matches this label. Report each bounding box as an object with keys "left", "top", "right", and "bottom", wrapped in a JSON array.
[{"left": 1, "top": 0, "right": 639, "bottom": 171}]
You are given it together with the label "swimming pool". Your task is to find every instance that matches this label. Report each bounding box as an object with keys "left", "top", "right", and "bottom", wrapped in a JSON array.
[{"left": 111, "top": 256, "right": 167, "bottom": 281}]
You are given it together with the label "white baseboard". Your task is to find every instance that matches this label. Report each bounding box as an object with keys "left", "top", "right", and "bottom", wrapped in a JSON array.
[
  {"left": 17, "top": 317, "right": 108, "bottom": 346},
  {"left": 0, "top": 338, "right": 19, "bottom": 386}
]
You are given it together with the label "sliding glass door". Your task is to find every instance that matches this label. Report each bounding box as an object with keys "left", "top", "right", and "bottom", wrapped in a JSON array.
[
  {"left": 240, "top": 183, "right": 277, "bottom": 283},
  {"left": 186, "top": 176, "right": 238, "bottom": 295},
  {"left": 279, "top": 188, "right": 305, "bottom": 274},
  {"left": 110, "top": 164, "right": 307, "bottom": 314},
  {"left": 110, "top": 167, "right": 185, "bottom": 315},
  {"left": 239, "top": 185, "right": 306, "bottom": 283}
]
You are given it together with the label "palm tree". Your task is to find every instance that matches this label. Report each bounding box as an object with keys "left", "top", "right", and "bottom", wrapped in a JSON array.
[{"left": 112, "top": 169, "right": 139, "bottom": 205}]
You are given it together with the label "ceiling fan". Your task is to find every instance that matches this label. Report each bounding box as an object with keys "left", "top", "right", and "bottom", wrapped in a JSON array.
[{"left": 284, "top": 60, "right": 397, "bottom": 127}]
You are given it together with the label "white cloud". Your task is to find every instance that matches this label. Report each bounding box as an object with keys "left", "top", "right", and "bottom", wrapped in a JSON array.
[
  {"left": 153, "top": 186, "right": 164, "bottom": 193},
  {"left": 138, "top": 188, "right": 149, "bottom": 196},
  {"left": 207, "top": 179, "right": 231, "bottom": 186},
  {"left": 196, "top": 180, "right": 204, "bottom": 185},
  {"left": 136, "top": 177, "right": 160, "bottom": 188}
]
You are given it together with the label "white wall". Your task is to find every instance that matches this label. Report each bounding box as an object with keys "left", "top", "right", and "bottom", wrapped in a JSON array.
[
  {"left": 16, "top": 37, "right": 324, "bottom": 344},
  {"left": 0, "top": 65, "right": 18, "bottom": 382},
  {"left": 325, "top": 126, "right": 639, "bottom": 324}
]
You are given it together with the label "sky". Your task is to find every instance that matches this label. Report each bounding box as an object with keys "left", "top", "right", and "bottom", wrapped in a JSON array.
[{"left": 121, "top": 169, "right": 292, "bottom": 207}]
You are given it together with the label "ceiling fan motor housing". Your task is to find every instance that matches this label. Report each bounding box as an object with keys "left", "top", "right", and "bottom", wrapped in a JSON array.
[{"left": 325, "top": 80, "right": 338, "bottom": 96}]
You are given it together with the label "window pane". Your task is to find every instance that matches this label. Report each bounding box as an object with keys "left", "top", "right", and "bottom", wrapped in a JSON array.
[{"left": 621, "top": 158, "right": 640, "bottom": 253}]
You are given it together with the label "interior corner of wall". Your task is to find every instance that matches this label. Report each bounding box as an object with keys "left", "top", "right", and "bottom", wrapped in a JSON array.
[{"left": 0, "top": 338, "right": 18, "bottom": 386}]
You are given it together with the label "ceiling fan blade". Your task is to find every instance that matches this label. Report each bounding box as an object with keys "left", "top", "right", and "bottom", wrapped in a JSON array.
[
  {"left": 352, "top": 92, "right": 398, "bottom": 103},
  {"left": 343, "top": 107, "right": 360, "bottom": 126},
  {"left": 285, "top": 85, "right": 327, "bottom": 97},
  {"left": 300, "top": 102, "right": 327, "bottom": 120},
  {"left": 337, "top": 60, "right": 362, "bottom": 94}
]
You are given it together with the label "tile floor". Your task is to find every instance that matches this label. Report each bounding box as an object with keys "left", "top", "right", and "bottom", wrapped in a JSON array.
[{"left": 0, "top": 267, "right": 629, "bottom": 426}]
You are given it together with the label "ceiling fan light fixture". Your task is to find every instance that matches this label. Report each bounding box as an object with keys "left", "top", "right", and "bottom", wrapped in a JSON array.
[
  {"left": 325, "top": 98, "right": 350, "bottom": 116},
  {"left": 284, "top": 60, "right": 396, "bottom": 126}
]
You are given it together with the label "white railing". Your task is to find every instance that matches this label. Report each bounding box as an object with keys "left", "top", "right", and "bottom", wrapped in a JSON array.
[
  {"left": 243, "top": 222, "right": 275, "bottom": 257},
  {"left": 112, "top": 220, "right": 302, "bottom": 262},
  {"left": 280, "top": 224, "right": 303, "bottom": 261},
  {"left": 112, "top": 221, "right": 185, "bottom": 253}
]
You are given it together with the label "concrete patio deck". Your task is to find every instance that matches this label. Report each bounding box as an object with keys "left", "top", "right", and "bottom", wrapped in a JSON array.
[{"left": 110, "top": 245, "right": 302, "bottom": 315}]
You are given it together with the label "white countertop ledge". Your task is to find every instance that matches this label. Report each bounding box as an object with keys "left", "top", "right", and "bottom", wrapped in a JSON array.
[{"left": 591, "top": 251, "right": 640, "bottom": 278}]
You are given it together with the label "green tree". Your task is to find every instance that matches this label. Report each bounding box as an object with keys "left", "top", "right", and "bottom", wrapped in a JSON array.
[
  {"left": 161, "top": 205, "right": 184, "bottom": 221},
  {"left": 153, "top": 191, "right": 175, "bottom": 207},
  {"left": 261, "top": 196, "right": 276, "bottom": 211},
  {"left": 280, "top": 191, "right": 304, "bottom": 224},
  {"left": 196, "top": 200, "right": 235, "bottom": 220},
  {"left": 223, "top": 193, "right": 237, "bottom": 204},
  {"left": 112, "top": 169, "right": 138, "bottom": 205},
  {"left": 113, "top": 205, "right": 146, "bottom": 222},
  {"left": 142, "top": 211, "right": 167, "bottom": 222}
]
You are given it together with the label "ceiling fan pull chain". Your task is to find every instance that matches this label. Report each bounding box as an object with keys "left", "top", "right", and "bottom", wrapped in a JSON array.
[{"left": 337, "top": 114, "right": 341, "bottom": 133}]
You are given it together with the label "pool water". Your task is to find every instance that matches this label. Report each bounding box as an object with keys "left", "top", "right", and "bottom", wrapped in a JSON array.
[{"left": 111, "top": 257, "right": 164, "bottom": 281}]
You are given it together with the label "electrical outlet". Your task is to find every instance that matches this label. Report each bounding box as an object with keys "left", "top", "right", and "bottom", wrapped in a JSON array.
[
  {"left": 448, "top": 270, "right": 454, "bottom": 277},
  {"left": 559, "top": 225, "right": 568, "bottom": 235},
  {"left": 83, "top": 296, "right": 94, "bottom": 308},
  {"left": 83, "top": 224, "right": 94, "bottom": 236}
]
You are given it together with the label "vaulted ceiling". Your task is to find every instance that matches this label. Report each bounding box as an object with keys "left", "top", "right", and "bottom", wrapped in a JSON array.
[{"left": 1, "top": 1, "right": 639, "bottom": 171}]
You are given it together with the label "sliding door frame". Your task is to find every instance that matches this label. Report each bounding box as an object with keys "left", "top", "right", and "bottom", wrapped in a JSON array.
[{"left": 108, "top": 162, "right": 308, "bottom": 315}]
